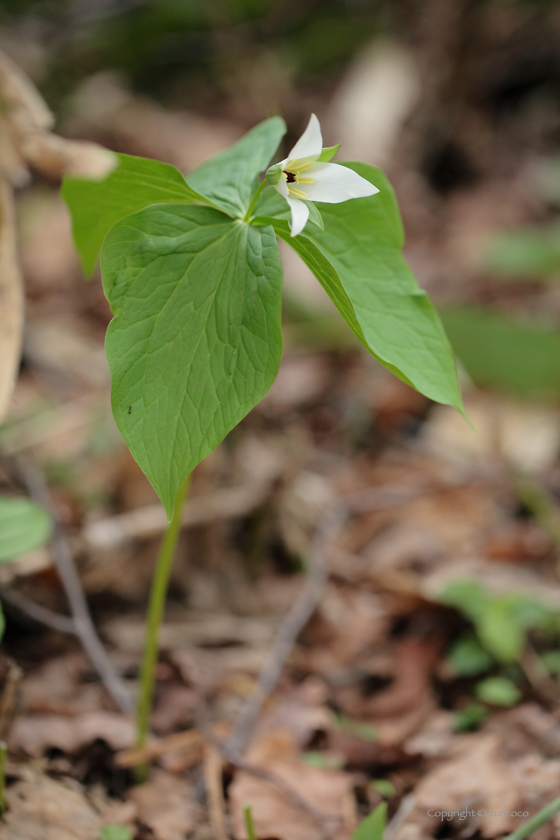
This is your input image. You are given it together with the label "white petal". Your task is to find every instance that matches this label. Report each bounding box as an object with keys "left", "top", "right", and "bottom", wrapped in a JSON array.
[
  {"left": 287, "top": 196, "right": 309, "bottom": 237},
  {"left": 287, "top": 114, "right": 323, "bottom": 162},
  {"left": 273, "top": 174, "right": 289, "bottom": 200},
  {"left": 302, "top": 163, "right": 379, "bottom": 204}
]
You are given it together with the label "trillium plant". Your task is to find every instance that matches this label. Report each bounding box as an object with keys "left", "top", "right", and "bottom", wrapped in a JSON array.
[{"left": 62, "top": 114, "right": 463, "bottom": 762}]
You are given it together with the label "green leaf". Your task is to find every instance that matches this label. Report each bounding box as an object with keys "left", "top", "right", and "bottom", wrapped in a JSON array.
[
  {"left": 352, "top": 803, "right": 387, "bottom": 840},
  {"left": 259, "top": 165, "right": 463, "bottom": 410},
  {"left": 101, "top": 205, "right": 283, "bottom": 517},
  {"left": 317, "top": 144, "right": 341, "bottom": 162},
  {"left": 485, "top": 224, "right": 560, "bottom": 278},
  {"left": 187, "top": 116, "right": 286, "bottom": 217},
  {"left": 453, "top": 702, "right": 487, "bottom": 732},
  {"left": 447, "top": 635, "right": 493, "bottom": 677},
  {"left": 369, "top": 779, "right": 396, "bottom": 799},
  {"left": 475, "top": 676, "right": 521, "bottom": 707},
  {"left": 99, "top": 826, "right": 133, "bottom": 840},
  {"left": 62, "top": 153, "right": 204, "bottom": 275},
  {"left": 541, "top": 651, "right": 560, "bottom": 678},
  {"left": 440, "top": 305, "right": 560, "bottom": 398},
  {"left": 477, "top": 599, "right": 526, "bottom": 662},
  {"left": 0, "top": 497, "right": 52, "bottom": 563}
]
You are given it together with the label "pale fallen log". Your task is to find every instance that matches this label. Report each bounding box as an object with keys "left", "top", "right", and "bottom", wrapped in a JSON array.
[{"left": 84, "top": 476, "right": 281, "bottom": 549}]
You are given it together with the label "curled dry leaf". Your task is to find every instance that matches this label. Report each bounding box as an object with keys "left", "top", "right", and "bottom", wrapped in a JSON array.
[
  {"left": 229, "top": 730, "right": 356, "bottom": 840},
  {"left": 0, "top": 178, "right": 23, "bottom": 423}
]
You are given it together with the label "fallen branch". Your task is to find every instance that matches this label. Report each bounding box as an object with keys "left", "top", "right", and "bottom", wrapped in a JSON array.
[
  {"left": 84, "top": 474, "right": 282, "bottom": 549},
  {"left": 2, "top": 455, "right": 133, "bottom": 715},
  {"left": 226, "top": 480, "right": 445, "bottom": 758}
]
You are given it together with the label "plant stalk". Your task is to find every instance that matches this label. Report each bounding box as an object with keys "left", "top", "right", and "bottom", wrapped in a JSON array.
[
  {"left": 135, "top": 474, "right": 191, "bottom": 781},
  {"left": 504, "top": 795, "right": 560, "bottom": 840},
  {"left": 244, "top": 178, "right": 267, "bottom": 222}
]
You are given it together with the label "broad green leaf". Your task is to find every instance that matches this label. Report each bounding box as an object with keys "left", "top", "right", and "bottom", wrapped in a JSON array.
[
  {"left": 187, "top": 116, "right": 286, "bottom": 217},
  {"left": 441, "top": 305, "right": 560, "bottom": 398},
  {"left": 268, "top": 219, "right": 416, "bottom": 388},
  {"left": 0, "top": 497, "right": 52, "bottom": 562},
  {"left": 475, "top": 676, "right": 521, "bottom": 707},
  {"left": 101, "top": 205, "right": 283, "bottom": 517},
  {"left": 351, "top": 803, "right": 387, "bottom": 840},
  {"left": 62, "top": 153, "right": 204, "bottom": 275},
  {"left": 258, "top": 165, "right": 463, "bottom": 410}
]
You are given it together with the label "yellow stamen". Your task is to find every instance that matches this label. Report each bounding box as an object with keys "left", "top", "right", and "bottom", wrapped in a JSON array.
[
  {"left": 286, "top": 160, "right": 314, "bottom": 173},
  {"left": 287, "top": 186, "right": 308, "bottom": 199},
  {"left": 297, "top": 177, "right": 315, "bottom": 184}
]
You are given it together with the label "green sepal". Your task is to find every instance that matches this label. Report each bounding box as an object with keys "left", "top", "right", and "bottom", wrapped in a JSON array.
[
  {"left": 303, "top": 200, "right": 324, "bottom": 231},
  {"left": 266, "top": 163, "right": 283, "bottom": 185},
  {"left": 317, "top": 144, "right": 341, "bottom": 163}
]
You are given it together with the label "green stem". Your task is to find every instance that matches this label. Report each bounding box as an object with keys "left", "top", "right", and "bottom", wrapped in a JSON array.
[
  {"left": 135, "top": 474, "right": 191, "bottom": 781},
  {"left": 244, "top": 805, "right": 258, "bottom": 840},
  {"left": 0, "top": 741, "right": 7, "bottom": 817},
  {"left": 243, "top": 178, "right": 268, "bottom": 222},
  {"left": 504, "top": 795, "right": 560, "bottom": 840}
]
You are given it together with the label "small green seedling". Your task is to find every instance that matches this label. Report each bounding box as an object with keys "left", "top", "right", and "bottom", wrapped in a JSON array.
[
  {"left": 99, "top": 826, "right": 133, "bottom": 840},
  {"left": 351, "top": 803, "right": 387, "bottom": 840}
]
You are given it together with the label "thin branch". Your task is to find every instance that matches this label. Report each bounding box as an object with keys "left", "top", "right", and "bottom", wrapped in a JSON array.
[
  {"left": 226, "top": 480, "right": 444, "bottom": 758},
  {"left": 199, "top": 713, "right": 337, "bottom": 840},
  {"left": 2, "top": 454, "right": 133, "bottom": 715},
  {"left": 226, "top": 504, "right": 345, "bottom": 757},
  {"left": 0, "top": 587, "right": 75, "bottom": 634}
]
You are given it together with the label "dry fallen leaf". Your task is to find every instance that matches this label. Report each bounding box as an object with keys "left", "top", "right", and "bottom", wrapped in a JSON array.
[
  {"left": 129, "top": 770, "right": 201, "bottom": 840},
  {"left": 395, "top": 732, "right": 560, "bottom": 839},
  {"left": 9, "top": 711, "right": 135, "bottom": 755},
  {"left": 229, "top": 730, "right": 356, "bottom": 840},
  {"left": 0, "top": 771, "right": 102, "bottom": 840}
]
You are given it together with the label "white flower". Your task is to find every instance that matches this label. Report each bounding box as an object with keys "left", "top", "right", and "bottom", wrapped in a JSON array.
[{"left": 267, "top": 114, "right": 379, "bottom": 237}]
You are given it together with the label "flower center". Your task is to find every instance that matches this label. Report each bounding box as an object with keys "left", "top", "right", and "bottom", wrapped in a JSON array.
[{"left": 283, "top": 162, "right": 315, "bottom": 199}]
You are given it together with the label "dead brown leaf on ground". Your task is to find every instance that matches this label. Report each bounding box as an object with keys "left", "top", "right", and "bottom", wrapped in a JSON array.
[
  {"left": 9, "top": 711, "right": 135, "bottom": 755},
  {"left": 128, "top": 770, "right": 202, "bottom": 840},
  {"left": 0, "top": 771, "right": 102, "bottom": 839},
  {"left": 229, "top": 730, "right": 356, "bottom": 840}
]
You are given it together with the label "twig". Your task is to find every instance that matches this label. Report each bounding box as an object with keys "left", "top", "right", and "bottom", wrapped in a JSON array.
[
  {"left": 0, "top": 657, "right": 22, "bottom": 741},
  {"left": 83, "top": 474, "right": 281, "bottom": 549},
  {"left": 226, "top": 504, "right": 345, "bottom": 757},
  {"left": 204, "top": 742, "right": 229, "bottom": 840},
  {"left": 226, "top": 480, "right": 445, "bottom": 758},
  {"left": 199, "top": 713, "right": 337, "bottom": 840},
  {"left": 0, "top": 587, "right": 75, "bottom": 634},
  {"left": 2, "top": 454, "right": 133, "bottom": 715}
]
